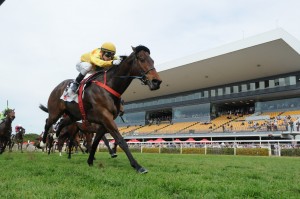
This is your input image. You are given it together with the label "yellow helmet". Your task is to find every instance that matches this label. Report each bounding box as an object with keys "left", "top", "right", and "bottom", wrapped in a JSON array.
[{"left": 100, "top": 42, "right": 116, "bottom": 53}]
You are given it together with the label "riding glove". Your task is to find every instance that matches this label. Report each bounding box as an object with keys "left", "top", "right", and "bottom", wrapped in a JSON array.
[{"left": 112, "top": 59, "right": 122, "bottom": 65}]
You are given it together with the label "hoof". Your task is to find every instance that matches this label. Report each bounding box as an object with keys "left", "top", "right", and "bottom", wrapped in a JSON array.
[
  {"left": 111, "top": 153, "right": 118, "bottom": 158},
  {"left": 137, "top": 167, "right": 148, "bottom": 174},
  {"left": 87, "top": 160, "right": 93, "bottom": 166}
]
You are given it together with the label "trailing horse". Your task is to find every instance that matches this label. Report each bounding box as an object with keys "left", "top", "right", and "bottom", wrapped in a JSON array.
[
  {"left": 0, "top": 109, "right": 15, "bottom": 154},
  {"left": 15, "top": 126, "right": 25, "bottom": 153},
  {"left": 8, "top": 134, "right": 15, "bottom": 152},
  {"left": 40, "top": 45, "right": 161, "bottom": 173}
]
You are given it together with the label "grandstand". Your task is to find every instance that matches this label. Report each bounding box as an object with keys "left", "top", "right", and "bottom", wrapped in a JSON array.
[{"left": 115, "top": 28, "right": 300, "bottom": 142}]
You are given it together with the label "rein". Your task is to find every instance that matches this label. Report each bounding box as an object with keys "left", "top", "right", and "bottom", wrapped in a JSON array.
[{"left": 116, "top": 67, "right": 155, "bottom": 84}]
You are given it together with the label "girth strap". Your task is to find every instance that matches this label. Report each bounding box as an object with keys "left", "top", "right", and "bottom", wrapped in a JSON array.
[{"left": 78, "top": 79, "right": 89, "bottom": 128}]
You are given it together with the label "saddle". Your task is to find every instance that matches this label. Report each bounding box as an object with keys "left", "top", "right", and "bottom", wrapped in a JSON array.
[{"left": 60, "top": 71, "right": 104, "bottom": 103}]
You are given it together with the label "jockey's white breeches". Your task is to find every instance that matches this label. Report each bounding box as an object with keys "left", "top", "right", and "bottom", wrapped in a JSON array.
[{"left": 76, "top": 62, "right": 93, "bottom": 76}]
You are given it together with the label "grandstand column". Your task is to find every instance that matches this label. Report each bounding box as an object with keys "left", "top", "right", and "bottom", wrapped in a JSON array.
[
  {"left": 277, "top": 141, "right": 281, "bottom": 156},
  {"left": 180, "top": 143, "right": 182, "bottom": 154}
]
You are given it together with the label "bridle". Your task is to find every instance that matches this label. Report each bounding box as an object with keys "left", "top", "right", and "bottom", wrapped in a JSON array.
[
  {"left": 4, "top": 110, "right": 15, "bottom": 121},
  {"left": 139, "top": 67, "right": 155, "bottom": 85},
  {"left": 115, "top": 52, "right": 155, "bottom": 85}
]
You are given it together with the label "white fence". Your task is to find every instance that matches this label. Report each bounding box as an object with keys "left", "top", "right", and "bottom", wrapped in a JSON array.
[{"left": 99, "top": 139, "right": 300, "bottom": 157}]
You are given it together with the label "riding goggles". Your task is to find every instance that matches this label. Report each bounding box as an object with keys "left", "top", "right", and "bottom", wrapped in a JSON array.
[{"left": 104, "top": 52, "right": 114, "bottom": 58}]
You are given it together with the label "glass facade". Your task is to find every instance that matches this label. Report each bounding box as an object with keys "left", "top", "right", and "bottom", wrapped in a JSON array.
[
  {"left": 118, "top": 74, "right": 300, "bottom": 126},
  {"left": 173, "top": 103, "right": 210, "bottom": 122},
  {"left": 116, "top": 112, "right": 145, "bottom": 125},
  {"left": 125, "top": 75, "right": 298, "bottom": 110},
  {"left": 255, "top": 98, "right": 300, "bottom": 112}
]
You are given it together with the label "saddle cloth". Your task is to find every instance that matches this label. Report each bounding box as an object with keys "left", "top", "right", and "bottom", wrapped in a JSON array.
[{"left": 60, "top": 82, "right": 79, "bottom": 103}]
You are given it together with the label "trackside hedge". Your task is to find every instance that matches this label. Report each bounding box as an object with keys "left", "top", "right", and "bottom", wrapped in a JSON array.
[
  {"left": 236, "top": 148, "right": 268, "bottom": 156},
  {"left": 281, "top": 149, "right": 300, "bottom": 156},
  {"left": 99, "top": 146, "right": 299, "bottom": 157}
]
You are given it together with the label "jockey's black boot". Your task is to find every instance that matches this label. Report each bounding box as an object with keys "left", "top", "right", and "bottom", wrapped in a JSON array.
[{"left": 70, "top": 73, "right": 85, "bottom": 93}]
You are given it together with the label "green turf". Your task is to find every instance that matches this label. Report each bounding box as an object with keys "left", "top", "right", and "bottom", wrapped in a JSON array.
[{"left": 0, "top": 152, "right": 299, "bottom": 199}]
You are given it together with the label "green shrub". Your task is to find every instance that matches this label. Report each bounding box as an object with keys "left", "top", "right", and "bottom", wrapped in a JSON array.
[
  {"left": 182, "top": 148, "right": 205, "bottom": 154},
  {"left": 142, "top": 147, "right": 159, "bottom": 153},
  {"left": 206, "top": 147, "right": 234, "bottom": 155},
  {"left": 161, "top": 147, "right": 180, "bottom": 154},
  {"left": 281, "top": 149, "right": 300, "bottom": 156},
  {"left": 236, "top": 148, "right": 268, "bottom": 156},
  {"left": 98, "top": 148, "right": 109, "bottom": 152}
]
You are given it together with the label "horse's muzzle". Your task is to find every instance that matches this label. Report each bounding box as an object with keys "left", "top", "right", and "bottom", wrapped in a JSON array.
[{"left": 149, "top": 79, "right": 162, "bottom": 90}]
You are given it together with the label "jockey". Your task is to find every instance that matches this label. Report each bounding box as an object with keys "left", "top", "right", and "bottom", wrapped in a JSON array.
[
  {"left": 0, "top": 108, "right": 9, "bottom": 122},
  {"left": 15, "top": 124, "right": 22, "bottom": 132},
  {"left": 0, "top": 111, "right": 4, "bottom": 121},
  {"left": 68, "top": 42, "right": 122, "bottom": 95}
]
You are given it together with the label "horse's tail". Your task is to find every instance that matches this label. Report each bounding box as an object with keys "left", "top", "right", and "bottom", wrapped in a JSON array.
[{"left": 39, "top": 104, "right": 49, "bottom": 113}]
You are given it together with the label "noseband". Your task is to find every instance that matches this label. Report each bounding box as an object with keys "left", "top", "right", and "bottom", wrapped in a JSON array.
[{"left": 139, "top": 67, "right": 155, "bottom": 85}]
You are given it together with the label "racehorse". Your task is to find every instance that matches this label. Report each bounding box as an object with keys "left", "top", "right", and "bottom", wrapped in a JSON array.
[
  {"left": 8, "top": 134, "right": 15, "bottom": 152},
  {"left": 0, "top": 109, "right": 15, "bottom": 154},
  {"left": 40, "top": 45, "right": 161, "bottom": 173},
  {"left": 15, "top": 126, "right": 25, "bottom": 152}
]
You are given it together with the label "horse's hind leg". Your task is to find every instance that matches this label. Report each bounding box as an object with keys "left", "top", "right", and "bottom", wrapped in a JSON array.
[
  {"left": 55, "top": 117, "right": 74, "bottom": 137},
  {"left": 42, "top": 109, "right": 65, "bottom": 143}
]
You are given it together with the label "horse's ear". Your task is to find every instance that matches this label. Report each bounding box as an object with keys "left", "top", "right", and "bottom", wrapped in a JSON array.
[{"left": 131, "top": 46, "right": 136, "bottom": 52}]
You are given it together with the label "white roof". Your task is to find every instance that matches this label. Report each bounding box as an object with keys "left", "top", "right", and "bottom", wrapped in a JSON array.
[{"left": 123, "top": 28, "right": 300, "bottom": 102}]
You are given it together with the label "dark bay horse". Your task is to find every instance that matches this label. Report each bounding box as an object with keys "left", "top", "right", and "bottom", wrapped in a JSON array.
[
  {"left": 0, "top": 109, "right": 15, "bottom": 154},
  {"left": 40, "top": 45, "right": 161, "bottom": 173},
  {"left": 15, "top": 126, "right": 25, "bottom": 153}
]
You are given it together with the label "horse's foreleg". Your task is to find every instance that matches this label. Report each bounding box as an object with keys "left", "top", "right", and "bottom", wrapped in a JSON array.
[
  {"left": 77, "top": 141, "right": 85, "bottom": 154},
  {"left": 102, "top": 116, "right": 147, "bottom": 173},
  {"left": 68, "top": 140, "right": 72, "bottom": 159},
  {"left": 111, "top": 131, "right": 147, "bottom": 173},
  {"left": 87, "top": 131, "right": 104, "bottom": 166}
]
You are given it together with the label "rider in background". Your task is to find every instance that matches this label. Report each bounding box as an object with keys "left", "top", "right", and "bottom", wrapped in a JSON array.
[
  {"left": 14, "top": 124, "right": 22, "bottom": 135},
  {"left": 68, "top": 42, "right": 122, "bottom": 95},
  {"left": 0, "top": 108, "right": 9, "bottom": 122}
]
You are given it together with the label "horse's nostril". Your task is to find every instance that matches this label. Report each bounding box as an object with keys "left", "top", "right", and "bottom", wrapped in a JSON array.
[{"left": 152, "top": 79, "right": 162, "bottom": 86}]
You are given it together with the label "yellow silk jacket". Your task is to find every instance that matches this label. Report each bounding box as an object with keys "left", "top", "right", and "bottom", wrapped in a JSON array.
[{"left": 80, "top": 48, "right": 118, "bottom": 68}]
